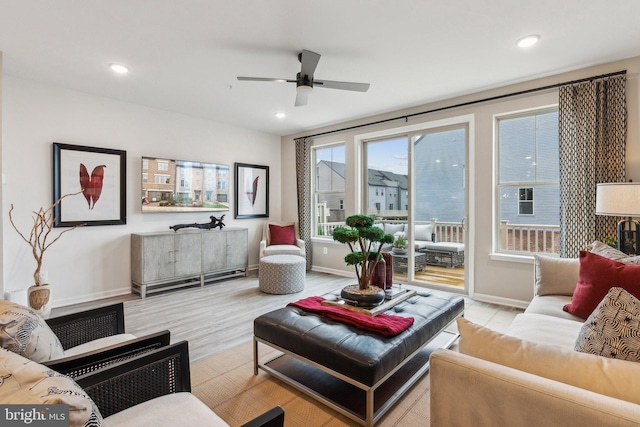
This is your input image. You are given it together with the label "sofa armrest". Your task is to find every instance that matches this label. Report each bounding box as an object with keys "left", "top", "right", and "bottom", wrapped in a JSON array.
[
  {"left": 43, "top": 330, "right": 171, "bottom": 378},
  {"left": 240, "top": 406, "right": 285, "bottom": 427},
  {"left": 74, "top": 340, "right": 191, "bottom": 418},
  {"left": 46, "top": 303, "right": 125, "bottom": 349},
  {"left": 260, "top": 239, "right": 267, "bottom": 258},
  {"left": 430, "top": 349, "right": 640, "bottom": 427}
]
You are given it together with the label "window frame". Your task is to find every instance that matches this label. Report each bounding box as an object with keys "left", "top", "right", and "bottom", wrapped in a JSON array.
[{"left": 494, "top": 105, "right": 559, "bottom": 256}]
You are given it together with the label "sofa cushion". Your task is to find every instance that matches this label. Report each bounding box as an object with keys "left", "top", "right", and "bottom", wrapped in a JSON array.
[
  {"left": 506, "top": 313, "right": 584, "bottom": 350},
  {"left": 575, "top": 287, "right": 640, "bottom": 362},
  {"left": 414, "top": 224, "right": 433, "bottom": 242},
  {"left": 590, "top": 240, "right": 640, "bottom": 265},
  {"left": 534, "top": 255, "right": 579, "bottom": 297},
  {"left": 0, "top": 300, "right": 64, "bottom": 362},
  {"left": 564, "top": 251, "right": 640, "bottom": 319},
  {"left": 457, "top": 317, "right": 640, "bottom": 405},
  {"left": 0, "top": 348, "right": 103, "bottom": 427},
  {"left": 383, "top": 223, "right": 404, "bottom": 235},
  {"left": 268, "top": 224, "right": 295, "bottom": 245},
  {"left": 103, "top": 392, "right": 228, "bottom": 427},
  {"left": 523, "top": 295, "right": 584, "bottom": 321}
]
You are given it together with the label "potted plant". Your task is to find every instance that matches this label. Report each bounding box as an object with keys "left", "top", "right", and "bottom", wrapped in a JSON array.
[
  {"left": 332, "top": 214, "right": 394, "bottom": 307},
  {"left": 392, "top": 231, "right": 408, "bottom": 254},
  {"left": 8, "top": 192, "right": 84, "bottom": 318}
]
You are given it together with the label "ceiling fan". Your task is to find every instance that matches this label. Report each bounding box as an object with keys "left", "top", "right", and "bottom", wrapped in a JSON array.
[{"left": 237, "top": 49, "right": 370, "bottom": 107}]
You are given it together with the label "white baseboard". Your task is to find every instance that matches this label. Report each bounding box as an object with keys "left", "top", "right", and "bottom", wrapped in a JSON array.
[
  {"left": 54, "top": 287, "right": 132, "bottom": 309},
  {"left": 310, "top": 266, "right": 352, "bottom": 277},
  {"left": 470, "top": 292, "right": 529, "bottom": 310}
]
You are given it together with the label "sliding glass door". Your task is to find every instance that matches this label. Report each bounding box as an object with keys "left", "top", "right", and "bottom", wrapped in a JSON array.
[{"left": 363, "top": 124, "right": 467, "bottom": 291}]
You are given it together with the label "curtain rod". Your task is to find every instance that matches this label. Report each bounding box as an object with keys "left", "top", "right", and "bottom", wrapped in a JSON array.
[{"left": 296, "top": 69, "right": 627, "bottom": 140}]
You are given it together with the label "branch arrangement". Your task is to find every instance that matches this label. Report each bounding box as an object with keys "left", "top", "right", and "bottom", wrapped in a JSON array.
[{"left": 9, "top": 192, "right": 85, "bottom": 286}]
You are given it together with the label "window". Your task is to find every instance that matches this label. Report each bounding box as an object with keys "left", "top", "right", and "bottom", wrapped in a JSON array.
[
  {"left": 496, "top": 108, "right": 559, "bottom": 254},
  {"left": 363, "top": 136, "right": 408, "bottom": 218},
  {"left": 142, "top": 173, "right": 148, "bottom": 183},
  {"left": 313, "top": 143, "right": 345, "bottom": 237},
  {"left": 155, "top": 174, "right": 170, "bottom": 184},
  {"left": 518, "top": 187, "right": 534, "bottom": 215},
  {"left": 158, "top": 161, "right": 169, "bottom": 171},
  {"left": 142, "top": 159, "right": 149, "bottom": 170}
]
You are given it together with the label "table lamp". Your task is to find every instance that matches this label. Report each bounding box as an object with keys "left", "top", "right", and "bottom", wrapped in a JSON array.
[{"left": 595, "top": 182, "right": 640, "bottom": 255}]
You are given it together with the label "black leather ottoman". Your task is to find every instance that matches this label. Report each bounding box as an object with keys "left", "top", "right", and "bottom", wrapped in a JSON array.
[{"left": 253, "top": 288, "right": 464, "bottom": 426}]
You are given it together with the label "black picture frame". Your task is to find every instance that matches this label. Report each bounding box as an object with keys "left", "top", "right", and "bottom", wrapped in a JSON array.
[
  {"left": 53, "top": 142, "right": 127, "bottom": 227},
  {"left": 234, "top": 163, "right": 269, "bottom": 219}
]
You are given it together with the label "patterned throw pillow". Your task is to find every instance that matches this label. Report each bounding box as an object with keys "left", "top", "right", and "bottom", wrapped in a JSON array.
[
  {"left": 0, "top": 348, "right": 102, "bottom": 427},
  {"left": 590, "top": 240, "right": 640, "bottom": 265},
  {"left": 575, "top": 287, "right": 640, "bottom": 362},
  {"left": 0, "top": 300, "right": 64, "bottom": 362}
]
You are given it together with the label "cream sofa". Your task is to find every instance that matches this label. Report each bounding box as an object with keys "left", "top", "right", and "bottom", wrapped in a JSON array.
[{"left": 430, "top": 255, "right": 640, "bottom": 426}]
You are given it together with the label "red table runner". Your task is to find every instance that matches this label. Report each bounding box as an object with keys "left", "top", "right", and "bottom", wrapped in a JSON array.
[{"left": 288, "top": 296, "right": 414, "bottom": 337}]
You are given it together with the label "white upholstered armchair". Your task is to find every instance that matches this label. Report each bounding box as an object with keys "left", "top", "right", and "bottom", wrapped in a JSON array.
[{"left": 259, "top": 222, "right": 306, "bottom": 258}]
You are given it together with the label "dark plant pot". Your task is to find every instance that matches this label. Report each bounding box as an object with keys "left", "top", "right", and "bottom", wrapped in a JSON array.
[{"left": 341, "top": 284, "right": 385, "bottom": 308}]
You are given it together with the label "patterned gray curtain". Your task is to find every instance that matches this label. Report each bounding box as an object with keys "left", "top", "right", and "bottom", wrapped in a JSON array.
[
  {"left": 295, "top": 137, "right": 313, "bottom": 270},
  {"left": 558, "top": 75, "right": 626, "bottom": 257}
]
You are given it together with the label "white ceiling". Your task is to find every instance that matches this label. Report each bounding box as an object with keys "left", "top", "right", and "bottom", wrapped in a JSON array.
[{"left": 1, "top": 1, "right": 640, "bottom": 136}]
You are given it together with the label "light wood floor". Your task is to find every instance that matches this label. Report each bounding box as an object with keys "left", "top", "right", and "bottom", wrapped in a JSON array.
[
  {"left": 52, "top": 271, "right": 519, "bottom": 362},
  {"left": 395, "top": 265, "right": 465, "bottom": 288}
]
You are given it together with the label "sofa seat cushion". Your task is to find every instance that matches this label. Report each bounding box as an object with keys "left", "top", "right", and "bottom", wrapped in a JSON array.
[
  {"left": 506, "top": 313, "right": 584, "bottom": 350},
  {"left": 64, "top": 333, "right": 137, "bottom": 357},
  {"left": 103, "top": 393, "right": 228, "bottom": 427},
  {"left": 524, "top": 295, "right": 584, "bottom": 322},
  {"left": 458, "top": 317, "right": 640, "bottom": 405}
]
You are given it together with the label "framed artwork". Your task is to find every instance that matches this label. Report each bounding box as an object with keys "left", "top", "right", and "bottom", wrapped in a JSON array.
[
  {"left": 234, "top": 163, "right": 269, "bottom": 218},
  {"left": 53, "top": 142, "right": 127, "bottom": 227}
]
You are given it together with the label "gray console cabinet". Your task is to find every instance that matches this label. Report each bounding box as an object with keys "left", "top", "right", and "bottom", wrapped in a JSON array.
[{"left": 131, "top": 228, "right": 248, "bottom": 298}]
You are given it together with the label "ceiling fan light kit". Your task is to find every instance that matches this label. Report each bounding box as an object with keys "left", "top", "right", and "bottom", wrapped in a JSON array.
[{"left": 237, "top": 49, "right": 370, "bottom": 106}]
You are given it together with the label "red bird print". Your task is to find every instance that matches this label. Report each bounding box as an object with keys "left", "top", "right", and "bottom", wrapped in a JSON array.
[{"left": 79, "top": 164, "right": 106, "bottom": 209}]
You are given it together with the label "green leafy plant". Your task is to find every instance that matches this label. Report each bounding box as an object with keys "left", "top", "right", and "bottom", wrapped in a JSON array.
[
  {"left": 393, "top": 231, "right": 407, "bottom": 248},
  {"left": 332, "top": 214, "right": 394, "bottom": 290},
  {"left": 604, "top": 236, "right": 617, "bottom": 249}
]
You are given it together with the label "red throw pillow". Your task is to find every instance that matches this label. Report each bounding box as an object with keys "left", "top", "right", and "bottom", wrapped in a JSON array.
[
  {"left": 563, "top": 251, "right": 640, "bottom": 319},
  {"left": 269, "top": 224, "right": 295, "bottom": 245}
]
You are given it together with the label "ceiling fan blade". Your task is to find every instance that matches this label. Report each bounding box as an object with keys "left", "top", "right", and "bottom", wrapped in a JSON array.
[
  {"left": 314, "top": 80, "right": 370, "bottom": 92},
  {"left": 295, "top": 92, "right": 309, "bottom": 107},
  {"left": 300, "top": 50, "right": 321, "bottom": 78},
  {"left": 236, "top": 77, "right": 296, "bottom": 83}
]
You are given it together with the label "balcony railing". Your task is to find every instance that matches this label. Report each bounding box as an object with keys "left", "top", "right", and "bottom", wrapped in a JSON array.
[{"left": 317, "top": 219, "right": 560, "bottom": 254}]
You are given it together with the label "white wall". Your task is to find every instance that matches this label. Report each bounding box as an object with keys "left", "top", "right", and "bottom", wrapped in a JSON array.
[
  {"left": 282, "top": 56, "right": 640, "bottom": 308},
  {"left": 1, "top": 76, "right": 281, "bottom": 307}
]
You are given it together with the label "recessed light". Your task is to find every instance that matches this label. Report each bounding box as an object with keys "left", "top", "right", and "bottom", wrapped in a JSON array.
[
  {"left": 517, "top": 35, "right": 540, "bottom": 48},
  {"left": 109, "top": 63, "right": 130, "bottom": 74},
  {"left": 275, "top": 112, "right": 286, "bottom": 119}
]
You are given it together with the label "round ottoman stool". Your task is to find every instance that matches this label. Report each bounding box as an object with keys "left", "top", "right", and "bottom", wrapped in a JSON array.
[{"left": 259, "top": 255, "right": 306, "bottom": 294}]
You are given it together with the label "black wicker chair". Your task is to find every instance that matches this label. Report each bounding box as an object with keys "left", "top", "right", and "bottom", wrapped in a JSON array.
[
  {"left": 43, "top": 302, "right": 171, "bottom": 375},
  {"left": 46, "top": 303, "right": 126, "bottom": 349},
  {"left": 75, "top": 340, "right": 285, "bottom": 426}
]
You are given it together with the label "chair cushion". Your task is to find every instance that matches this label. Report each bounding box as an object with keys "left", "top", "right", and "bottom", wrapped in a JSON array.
[
  {"left": 414, "top": 224, "right": 433, "bottom": 242},
  {"left": 564, "top": 251, "right": 640, "bottom": 319},
  {"left": 0, "top": 348, "right": 103, "bottom": 427},
  {"left": 269, "top": 224, "right": 295, "bottom": 245},
  {"left": 103, "top": 392, "right": 228, "bottom": 427},
  {"left": 0, "top": 300, "right": 64, "bottom": 362},
  {"left": 263, "top": 245, "right": 302, "bottom": 257},
  {"left": 575, "top": 287, "right": 640, "bottom": 362},
  {"left": 64, "top": 334, "right": 138, "bottom": 357}
]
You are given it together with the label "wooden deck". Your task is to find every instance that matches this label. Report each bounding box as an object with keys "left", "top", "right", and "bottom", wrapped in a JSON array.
[{"left": 394, "top": 264, "right": 465, "bottom": 289}]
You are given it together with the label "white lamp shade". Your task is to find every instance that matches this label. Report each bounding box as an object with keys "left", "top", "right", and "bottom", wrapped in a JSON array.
[{"left": 595, "top": 183, "right": 640, "bottom": 216}]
